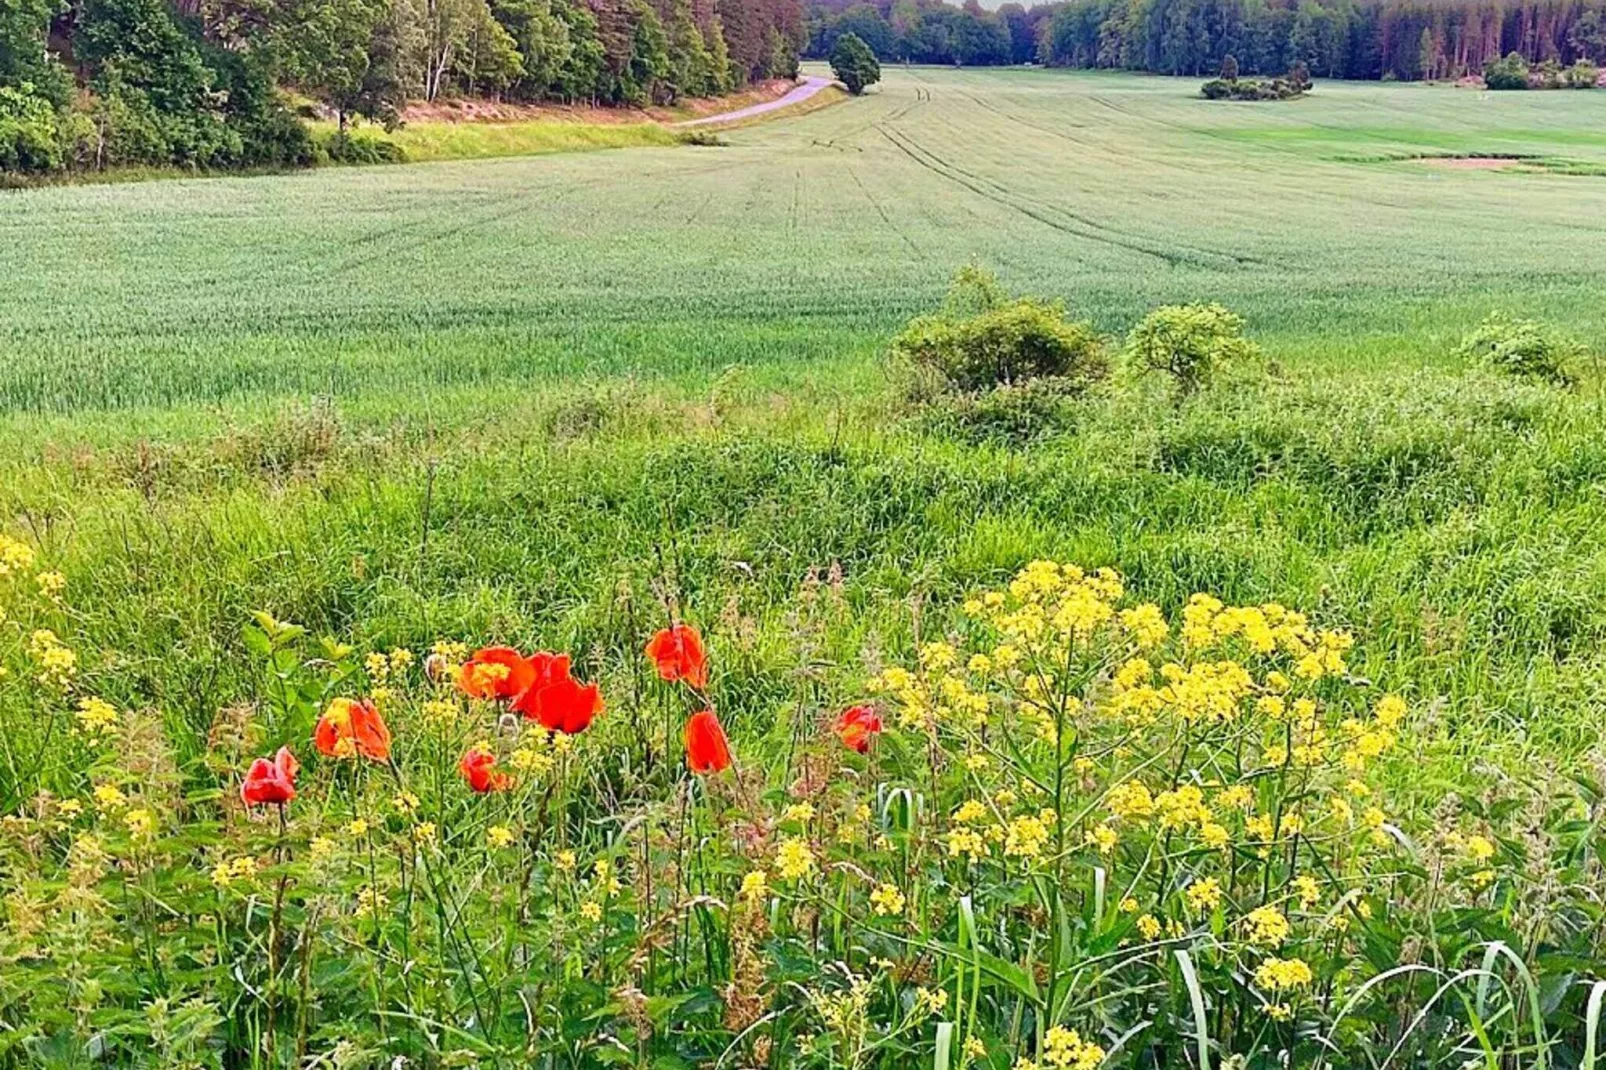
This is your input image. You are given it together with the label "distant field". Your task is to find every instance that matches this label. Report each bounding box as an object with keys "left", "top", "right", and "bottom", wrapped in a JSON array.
[
  {"left": 2, "top": 66, "right": 1605, "bottom": 757},
  {"left": 5, "top": 68, "right": 1606, "bottom": 413}
]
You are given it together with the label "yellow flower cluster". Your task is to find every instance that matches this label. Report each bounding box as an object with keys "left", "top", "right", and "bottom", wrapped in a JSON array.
[
  {"left": 775, "top": 836, "right": 815, "bottom": 880},
  {"left": 1040, "top": 1026, "right": 1105, "bottom": 1070},
  {"left": 869, "top": 883, "right": 905, "bottom": 916},
  {"left": 1184, "top": 877, "right": 1222, "bottom": 913},
  {"left": 74, "top": 697, "right": 120, "bottom": 739},
  {"left": 0, "top": 534, "right": 36, "bottom": 575},
  {"left": 1254, "top": 956, "right": 1314, "bottom": 991},
  {"left": 1243, "top": 905, "right": 1291, "bottom": 946},
  {"left": 1003, "top": 814, "right": 1050, "bottom": 860},
  {"left": 28, "top": 629, "right": 77, "bottom": 689},
  {"left": 739, "top": 870, "right": 769, "bottom": 902},
  {"left": 210, "top": 856, "right": 258, "bottom": 887},
  {"left": 123, "top": 808, "right": 157, "bottom": 839},
  {"left": 486, "top": 825, "right": 515, "bottom": 849}
]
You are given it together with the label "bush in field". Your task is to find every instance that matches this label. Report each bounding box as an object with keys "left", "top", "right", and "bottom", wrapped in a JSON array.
[
  {"left": 2, "top": 550, "right": 1604, "bottom": 1065},
  {"left": 1200, "top": 75, "right": 1308, "bottom": 100},
  {"left": 1483, "top": 51, "right": 1531, "bottom": 89},
  {"left": 1125, "top": 301, "right": 1260, "bottom": 396},
  {"left": 1456, "top": 312, "right": 1580, "bottom": 385},
  {"left": 1565, "top": 58, "right": 1601, "bottom": 87},
  {"left": 916, "top": 377, "right": 1088, "bottom": 445},
  {"left": 319, "top": 130, "right": 407, "bottom": 164},
  {"left": 891, "top": 266, "right": 1107, "bottom": 395},
  {"left": 829, "top": 31, "right": 880, "bottom": 95}
]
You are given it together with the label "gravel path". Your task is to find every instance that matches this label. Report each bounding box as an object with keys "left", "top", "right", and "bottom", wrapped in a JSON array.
[{"left": 675, "top": 76, "right": 835, "bottom": 127}]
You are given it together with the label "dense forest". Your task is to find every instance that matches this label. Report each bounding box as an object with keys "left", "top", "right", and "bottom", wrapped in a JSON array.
[
  {"left": 804, "top": 0, "right": 1606, "bottom": 79},
  {"left": 0, "top": 0, "right": 802, "bottom": 172}
]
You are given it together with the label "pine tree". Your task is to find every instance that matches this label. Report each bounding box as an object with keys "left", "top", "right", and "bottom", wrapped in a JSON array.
[{"left": 706, "top": 12, "right": 733, "bottom": 92}]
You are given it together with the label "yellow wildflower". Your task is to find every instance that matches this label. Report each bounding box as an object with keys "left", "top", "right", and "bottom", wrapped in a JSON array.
[
  {"left": 1041, "top": 1025, "right": 1105, "bottom": 1070},
  {"left": 1004, "top": 814, "right": 1050, "bottom": 860},
  {"left": 74, "top": 697, "right": 120, "bottom": 738},
  {"left": 739, "top": 870, "right": 769, "bottom": 902},
  {"left": 775, "top": 836, "right": 815, "bottom": 880},
  {"left": 1184, "top": 877, "right": 1222, "bottom": 913},
  {"left": 123, "top": 808, "right": 156, "bottom": 839},
  {"left": 487, "top": 825, "right": 515, "bottom": 849},
  {"left": 1254, "top": 957, "right": 1314, "bottom": 992},
  {"left": 869, "top": 883, "right": 906, "bottom": 917},
  {"left": 1084, "top": 825, "right": 1118, "bottom": 855},
  {"left": 1244, "top": 905, "right": 1291, "bottom": 946}
]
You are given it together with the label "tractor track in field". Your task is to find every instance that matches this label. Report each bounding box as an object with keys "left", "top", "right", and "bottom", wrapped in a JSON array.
[
  {"left": 874, "top": 121, "right": 1218, "bottom": 268},
  {"left": 944, "top": 91, "right": 1264, "bottom": 267},
  {"left": 846, "top": 164, "right": 922, "bottom": 256}
]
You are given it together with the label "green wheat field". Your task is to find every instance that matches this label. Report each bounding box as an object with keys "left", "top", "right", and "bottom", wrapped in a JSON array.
[{"left": 3, "top": 66, "right": 1606, "bottom": 1066}]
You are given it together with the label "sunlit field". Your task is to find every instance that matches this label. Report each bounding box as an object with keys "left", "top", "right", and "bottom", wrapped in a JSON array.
[{"left": 2, "top": 67, "right": 1605, "bottom": 1067}]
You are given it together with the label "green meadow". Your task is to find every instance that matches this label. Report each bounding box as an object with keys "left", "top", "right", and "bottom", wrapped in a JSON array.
[
  {"left": 4, "top": 64, "right": 1606, "bottom": 1067},
  {"left": 4, "top": 67, "right": 1605, "bottom": 756}
]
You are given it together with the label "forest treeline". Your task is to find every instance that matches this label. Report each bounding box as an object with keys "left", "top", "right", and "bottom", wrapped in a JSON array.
[
  {"left": 1, "top": 0, "right": 801, "bottom": 173},
  {"left": 804, "top": 0, "right": 1606, "bottom": 79}
]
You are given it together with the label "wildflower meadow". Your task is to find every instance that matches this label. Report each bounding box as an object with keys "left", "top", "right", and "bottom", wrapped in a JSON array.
[
  {"left": 3, "top": 539, "right": 1603, "bottom": 1067},
  {"left": 4, "top": 61, "right": 1606, "bottom": 1070}
]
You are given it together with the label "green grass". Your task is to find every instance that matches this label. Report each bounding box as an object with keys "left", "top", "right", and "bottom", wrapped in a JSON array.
[
  {"left": 338, "top": 117, "right": 680, "bottom": 162},
  {"left": 3, "top": 65, "right": 1606, "bottom": 1067},
  {"left": 3, "top": 66, "right": 1606, "bottom": 752}
]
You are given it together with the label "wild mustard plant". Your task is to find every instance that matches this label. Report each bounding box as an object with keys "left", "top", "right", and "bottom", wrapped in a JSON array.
[{"left": 0, "top": 546, "right": 1602, "bottom": 1066}]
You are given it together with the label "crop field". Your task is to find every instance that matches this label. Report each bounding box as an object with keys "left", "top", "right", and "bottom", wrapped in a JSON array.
[{"left": 2, "top": 67, "right": 1606, "bottom": 1067}]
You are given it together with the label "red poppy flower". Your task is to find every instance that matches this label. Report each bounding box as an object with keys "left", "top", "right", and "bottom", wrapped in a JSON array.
[
  {"left": 834, "top": 705, "right": 882, "bottom": 754},
  {"left": 460, "top": 746, "right": 511, "bottom": 793},
  {"left": 313, "top": 698, "right": 392, "bottom": 761},
  {"left": 646, "top": 624, "right": 708, "bottom": 689},
  {"left": 457, "top": 646, "right": 538, "bottom": 702},
  {"left": 241, "top": 746, "right": 299, "bottom": 806},
  {"left": 684, "top": 709, "right": 731, "bottom": 775},
  {"left": 513, "top": 668, "right": 604, "bottom": 735}
]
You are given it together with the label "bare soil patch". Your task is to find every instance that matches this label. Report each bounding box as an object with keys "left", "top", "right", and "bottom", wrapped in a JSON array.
[{"left": 1419, "top": 156, "right": 1526, "bottom": 170}]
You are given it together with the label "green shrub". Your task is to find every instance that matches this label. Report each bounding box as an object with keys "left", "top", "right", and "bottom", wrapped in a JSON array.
[
  {"left": 1565, "top": 59, "right": 1600, "bottom": 88},
  {"left": 320, "top": 131, "right": 407, "bottom": 164},
  {"left": 1200, "top": 75, "right": 1307, "bottom": 100},
  {"left": 1456, "top": 313, "right": 1580, "bottom": 386},
  {"left": 891, "top": 268, "right": 1107, "bottom": 394},
  {"left": 675, "top": 128, "right": 726, "bottom": 146},
  {"left": 0, "top": 83, "right": 65, "bottom": 173},
  {"left": 1483, "top": 51, "right": 1530, "bottom": 89},
  {"left": 918, "top": 377, "right": 1086, "bottom": 445},
  {"left": 1125, "top": 302, "right": 1260, "bottom": 396}
]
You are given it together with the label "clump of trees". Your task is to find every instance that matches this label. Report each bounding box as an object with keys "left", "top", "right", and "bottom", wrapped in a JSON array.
[
  {"left": 829, "top": 32, "right": 881, "bottom": 93},
  {"left": 1201, "top": 55, "right": 1310, "bottom": 98},
  {"left": 1484, "top": 51, "right": 1600, "bottom": 87},
  {"left": 1, "top": 0, "right": 805, "bottom": 176}
]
